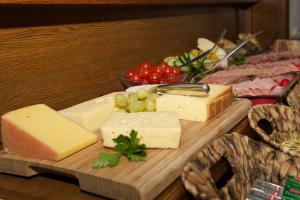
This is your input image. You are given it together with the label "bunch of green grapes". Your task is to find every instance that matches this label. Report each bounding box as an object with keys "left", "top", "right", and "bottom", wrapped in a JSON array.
[{"left": 115, "top": 89, "right": 158, "bottom": 112}]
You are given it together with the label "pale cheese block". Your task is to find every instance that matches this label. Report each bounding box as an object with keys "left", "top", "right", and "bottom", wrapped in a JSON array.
[
  {"left": 156, "top": 84, "right": 232, "bottom": 122},
  {"left": 60, "top": 92, "right": 118, "bottom": 132},
  {"left": 100, "top": 112, "right": 182, "bottom": 148},
  {"left": 1, "top": 104, "right": 98, "bottom": 161}
]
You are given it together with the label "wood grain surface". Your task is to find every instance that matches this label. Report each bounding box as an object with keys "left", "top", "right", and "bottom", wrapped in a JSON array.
[
  {"left": 248, "top": 0, "right": 289, "bottom": 49},
  {"left": 0, "top": 1, "right": 288, "bottom": 198},
  {"left": 0, "top": 99, "right": 251, "bottom": 200},
  {"left": 0, "top": 0, "right": 259, "bottom": 5},
  {"left": 0, "top": 6, "right": 238, "bottom": 118}
]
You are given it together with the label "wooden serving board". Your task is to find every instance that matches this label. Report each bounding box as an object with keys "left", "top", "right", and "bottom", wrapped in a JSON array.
[{"left": 0, "top": 99, "right": 250, "bottom": 200}]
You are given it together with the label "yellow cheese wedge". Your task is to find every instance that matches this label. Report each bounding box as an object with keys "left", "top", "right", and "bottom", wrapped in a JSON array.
[
  {"left": 60, "top": 92, "right": 119, "bottom": 132},
  {"left": 100, "top": 112, "right": 182, "bottom": 148},
  {"left": 156, "top": 84, "right": 232, "bottom": 122},
  {"left": 1, "top": 104, "right": 98, "bottom": 161}
]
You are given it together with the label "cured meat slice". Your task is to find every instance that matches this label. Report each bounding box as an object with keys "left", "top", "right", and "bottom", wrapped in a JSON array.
[
  {"left": 246, "top": 50, "right": 300, "bottom": 64},
  {"left": 272, "top": 74, "right": 295, "bottom": 83},
  {"left": 233, "top": 78, "right": 280, "bottom": 97},
  {"left": 201, "top": 63, "right": 299, "bottom": 84}
]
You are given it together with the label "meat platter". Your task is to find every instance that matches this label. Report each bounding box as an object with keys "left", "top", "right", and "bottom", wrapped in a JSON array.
[
  {"left": 236, "top": 72, "right": 300, "bottom": 98},
  {"left": 200, "top": 50, "right": 300, "bottom": 98}
]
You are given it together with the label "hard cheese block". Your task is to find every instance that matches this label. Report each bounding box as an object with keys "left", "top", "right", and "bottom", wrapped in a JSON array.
[
  {"left": 100, "top": 112, "right": 182, "bottom": 148},
  {"left": 156, "top": 84, "right": 232, "bottom": 122},
  {"left": 1, "top": 104, "right": 98, "bottom": 161},
  {"left": 60, "top": 92, "right": 118, "bottom": 132}
]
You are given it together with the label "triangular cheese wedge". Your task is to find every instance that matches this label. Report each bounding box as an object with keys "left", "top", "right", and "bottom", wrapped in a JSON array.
[{"left": 1, "top": 104, "right": 98, "bottom": 161}]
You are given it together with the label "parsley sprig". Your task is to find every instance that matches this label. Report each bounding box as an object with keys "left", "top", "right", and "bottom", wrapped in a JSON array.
[
  {"left": 92, "top": 130, "right": 147, "bottom": 168},
  {"left": 114, "top": 130, "right": 147, "bottom": 161},
  {"left": 91, "top": 152, "right": 121, "bottom": 168}
]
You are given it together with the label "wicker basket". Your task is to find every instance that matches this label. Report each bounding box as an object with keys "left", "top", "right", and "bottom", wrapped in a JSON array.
[
  {"left": 181, "top": 132, "right": 300, "bottom": 200},
  {"left": 287, "top": 81, "right": 300, "bottom": 110},
  {"left": 248, "top": 104, "right": 300, "bottom": 157}
]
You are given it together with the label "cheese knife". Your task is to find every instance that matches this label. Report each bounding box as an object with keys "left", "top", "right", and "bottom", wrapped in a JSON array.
[{"left": 149, "top": 83, "right": 210, "bottom": 97}]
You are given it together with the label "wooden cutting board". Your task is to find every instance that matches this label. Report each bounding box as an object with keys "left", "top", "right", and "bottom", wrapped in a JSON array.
[{"left": 0, "top": 99, "right": 250, "bottom": 200}]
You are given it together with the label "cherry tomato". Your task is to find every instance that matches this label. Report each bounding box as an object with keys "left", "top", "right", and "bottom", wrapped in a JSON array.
[
  {"left": 129, "top": 73, "right": 142, "bottom": 85},
  {"left": 139, "top": 68, "right": 151, "bottom": 79},
  {"left": 160, "top": 62, "right": 170, "bottom": 70},
  {"left": 125, "top": 70, "right": 135, "bottom": 79},
  {"left": 160, "top": 78, "right": 167, "bottom": 84},
  {"left": 171, "top": 67, "right": 180, "bottom": 76},
  {"left": 138, "top": 62, "right": 151, "bottom": 71},
  {"left": 164, "top": 66, "right": 173, "bottom": 76},
  {"left": 148, "top": 72, "right": 161, "bottom": 84},
  {"left": 152, "top": 65, "right": 164, "bottom": 76},
  {"left": 279, "top": 79, "right": 289, "bottom": 87},
  {"left": 166, "top": 76, "right": 177, "bottom": 84}
]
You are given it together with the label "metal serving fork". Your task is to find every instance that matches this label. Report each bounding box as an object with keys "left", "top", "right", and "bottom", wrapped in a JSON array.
[
  {"left": 178, "top": 29, "right": 227, "bottom": 68},
  {"left": 190, "top": 30, "right": 263, "bottom": 83}
]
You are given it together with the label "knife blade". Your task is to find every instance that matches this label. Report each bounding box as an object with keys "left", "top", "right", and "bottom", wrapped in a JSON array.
[{"left": 148, "top": 83, "right": 210, "bottom": 97}]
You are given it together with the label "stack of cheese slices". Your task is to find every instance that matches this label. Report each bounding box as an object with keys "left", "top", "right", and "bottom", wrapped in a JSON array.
[{"left": 1, "top": 84, "right": 232, "bottom": 161}]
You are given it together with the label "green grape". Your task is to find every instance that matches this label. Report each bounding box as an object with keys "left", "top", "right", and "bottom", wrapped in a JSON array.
[
  {"left": 136, "top": 88, "right": 148, "bottom": 100},
  {"left": 115, "top": 93, "right": 127, "bottom": 108},
  {"left": 148, "top": 93, "right": 159, "bottom": 100},
  {"left": 128, "top": 100, "right": 145, "bottom": 113},
  {"left": 144, "top": 98, "right": 156, "bottom": 112},
  {"left": 127, "top": 93, "right": 138, "bottom": 104}
]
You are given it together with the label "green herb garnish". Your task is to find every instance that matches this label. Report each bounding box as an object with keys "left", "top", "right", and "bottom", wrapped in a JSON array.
[
  {"left": 91, "top": 152, "right": 121, "bottom": 168},
  {"left": 113, "top": 130, "right": 147, "bottom": 161},
  {"left": 91, "top": 130, "right": 147, "bottom": 168},
  {"left": 230, "top": 54, "right": 246, "bottom": 66},
  {"left": 232, "top": 95, "right": 238, "bottom": 102}
]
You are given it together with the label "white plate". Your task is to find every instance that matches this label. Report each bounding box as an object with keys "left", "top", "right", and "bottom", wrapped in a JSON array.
[{"left": 125, "top": 84, "right": 160, "bottom": 92}]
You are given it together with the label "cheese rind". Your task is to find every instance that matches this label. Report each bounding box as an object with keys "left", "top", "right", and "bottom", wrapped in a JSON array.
[
  {"left": 100, "top": 112, "right": 182, "bottom": 148},
  {"left": 156, "top": 84, "right": 232, "bottom": 122},
  {"left": 1, "top": 104, "right": 98, "bottom": 161},
  {"left": 60, "top": 92, "right": 118, "bottom": 131}
]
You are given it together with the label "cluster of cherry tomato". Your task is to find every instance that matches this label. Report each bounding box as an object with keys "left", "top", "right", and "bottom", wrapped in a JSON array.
[{"left": 124, "top": 62, "right": 182, "bottom": 85}]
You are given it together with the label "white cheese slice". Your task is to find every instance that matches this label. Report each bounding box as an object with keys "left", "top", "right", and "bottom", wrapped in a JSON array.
[
  {"left": 60, "top": 92, "right": 119, "bottom": 132},
  {"left": 100, "top": 112, "right": 182, "bottom": 148},
  {"left": 156, "top": 84, "right": 232, "bottom": 122}
]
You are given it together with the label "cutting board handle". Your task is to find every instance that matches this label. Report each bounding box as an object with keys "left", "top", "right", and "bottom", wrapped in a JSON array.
[{"left": 0, "top": 155, "right": 39, "bottom": 177}]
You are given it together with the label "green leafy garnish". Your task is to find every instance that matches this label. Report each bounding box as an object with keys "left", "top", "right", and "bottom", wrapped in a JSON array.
[
  {"left": 114, "top": 130, "right": 147, "bottom": 161},
  {"left": 229, "top": 54, "right": 246, "bottom": 66},
  {"left": 232, "top": 95, "right": 238, "bottom": 102},
  {"left": 91, "top": 130, "right": 147, "bottom": 168},
  {"left": 91, "top": 152, "right": 121, "bottom": 168}
]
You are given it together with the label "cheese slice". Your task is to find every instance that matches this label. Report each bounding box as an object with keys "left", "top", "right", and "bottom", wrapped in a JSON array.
[
  {"left": 156, "top": 84, "right": 232, "bottom": 122},
  {"left": 1, "top": 104, "right": 98, "bottom": 161},
  {"left": 100, "top": 112, "right": 182, "bottom": 148},
  {"left": 60, "top": 92, "right": 118, "bottom": 132}
]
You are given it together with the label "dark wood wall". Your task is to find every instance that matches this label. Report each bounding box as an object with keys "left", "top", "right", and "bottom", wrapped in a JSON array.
[
  {"left": 239, "top": 0, "right": 289, "bottom": 49},
  {"left": 0, "top": 0, "right": 288, "bottom": 118}
]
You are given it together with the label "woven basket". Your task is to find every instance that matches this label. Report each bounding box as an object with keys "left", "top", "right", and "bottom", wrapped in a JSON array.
[
  {"left": 248, "top": 104, "right": 300, "bottom": 157},
  {"left": 287, "top": 81, "right": 300, "bottom": 110},
  {"left": 181, "top": 132, "right": 300, "bottom": 200}
]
